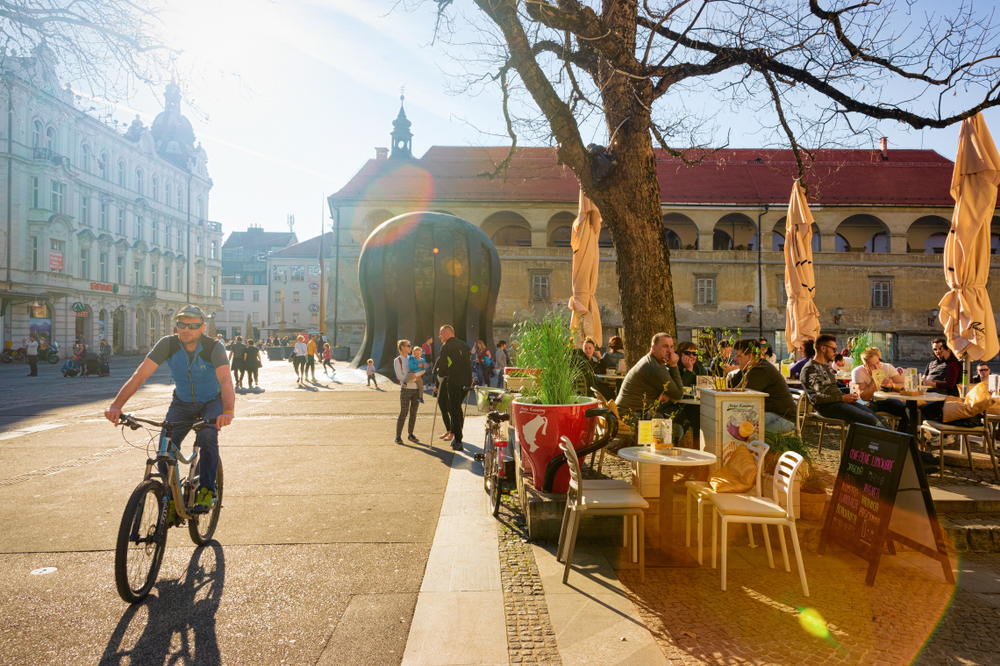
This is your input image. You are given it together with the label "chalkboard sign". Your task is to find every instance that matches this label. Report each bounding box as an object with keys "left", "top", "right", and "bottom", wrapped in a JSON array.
[{"left": 818, "top": 424, "right": 954, "bottom": 586}]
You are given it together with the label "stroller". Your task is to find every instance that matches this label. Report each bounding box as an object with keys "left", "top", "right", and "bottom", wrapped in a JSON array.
[{"left": 79, "top": 352, "right": 100, "bottom": 377}]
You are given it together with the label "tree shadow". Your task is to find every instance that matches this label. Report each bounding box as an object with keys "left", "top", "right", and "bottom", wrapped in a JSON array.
[{"left": 100, "top": 542, "right": 226, "bottom": 666}]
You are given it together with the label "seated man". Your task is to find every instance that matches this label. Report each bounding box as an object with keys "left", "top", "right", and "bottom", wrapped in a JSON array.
[
  {"left": 616, "top": 332, "right": 683, "bottom": 423},
  {"left": 851, "top": 346, "right": 907, "bottom": 431},
  {"left": 801, "top": 334, "right": 887, "bottom": 429},
  {"left": 709, "top": 340, "right": 738, "bottom": 376},
  {"left": 728, "top": 339, "right": 798, "bottom": 433},
  {"left": 920, "top": 337, "right": 963, "bottom": 421},
  {"left": 972, "top": 362, "right": 991, "bottom": 384},
  {"left": 789, "top": 340, "right": 815, "bottom": 380}
]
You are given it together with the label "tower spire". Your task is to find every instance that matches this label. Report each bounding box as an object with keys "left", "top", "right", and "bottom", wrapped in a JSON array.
[{"left": 390, "top": 93, "right": 413, "bottom": 159}]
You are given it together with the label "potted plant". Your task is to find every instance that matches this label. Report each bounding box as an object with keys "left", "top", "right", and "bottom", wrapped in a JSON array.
[
  {"left": 799, "top": 464, "right": 830, "bottom": 521},
  {"left": 510, "top": 311, "right": 599, "bottom": 493}
]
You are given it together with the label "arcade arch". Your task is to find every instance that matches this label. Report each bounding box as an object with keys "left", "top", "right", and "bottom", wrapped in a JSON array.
[
  {"left": 662, "top": 213, "right": 698, "bottom": 249},
  {"left": 771, "top": 218, "right": 821, "bottom": 252},
  {"left": 834, "top": 215, "right": 889, "bottom": 252},
  {"left": 482, "top": 211, "right": 532, "bottom": 247},
  {"left": 715, "top": 213, "right": 758, "bottom": 251}
]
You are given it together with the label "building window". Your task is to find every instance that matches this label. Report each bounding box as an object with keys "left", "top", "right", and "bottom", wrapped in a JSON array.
[
  {"left": 196, "top": 236, "right": 203, "bottom": 256},
  {"left": 152, "top": 220, "right": 159, "bottom": 245},
  {"left": 152, "top": 177, "right": 158, "bottom": 201},
  {"left": 211, "top": 240, "right": 218, "bottom": 259},
  {"left": 229, "top": 290, "right": 244, "bottom": 301},
  {"left": 30, "top": 236, "right": 38, "bottom": 271},
  {"left": 165, "top": 182, "right": 171, "bottom": 205},
  {"left": 150, "top": 263, "right": 158, "bottom": 288},
  {"left": 252, "top": 290, "right": 259, "bottom": 302},
  {"left": 776, "top": 274, "right": 787, "bottom": 308},
  {"left": 135, "top": 169, "right": 143, "bottom": 195},
  {"left": 50, "top": 180, "right": 66, "bottom": 213},
  {"left": 291, "top": 265, "right": 305, "bottom": 281},
  {"left": 176, "top": 268, "right": 182, "bottom": 293},
  {"left": 272, "top": 265, "right": 287, "bottom": 282},
  {"left": 311, "top": 314, "right": 319, "bottom": 325},
  {"left": 117, "top": 257, "right": 125, "bottom": 284},
  {"left": 164, "top": 265, "right": 171, "bottom": 291},
  {"left": 117, "top": 208, "right": 126, "bottom": 235},
  {"left": 81, "top": 144, "right": 91, "bottom": 173},
  {"left": 100, "top": 202, "right": 109, "bottom": 230},
  {"left": 80, "top": 196, "right": 90, "bottom": 226},
  {"left": 530, "top": 272, "right": 550, "bottom": 302},
  {"left": 211, "top": 276, "right": 218, "bottom": 297},
  {"left": 134, "top": 260, "right": 142, "bottom": 286},
  {"left": 164, "top": 225, "right": 171, "bottom": 250},
  {"left": 49, "top": 239, "right": 65, "bottom": 273},
  {"left": 292, "top": 291, "right": 300, "bottom": 302},
  {"left": 80, "top": 249, "right": 90, "bottom": 279},
  {"left": 196, "top": 275, "right": 203, "bottom": 295},
  {"left": 99, "top": 152, "right": 109, "bottom": 180},
  {"left": 31, "top": 177, "right": 39, "bottom": 208},
  {"left": 32, "top": 120, "right": 42, "bottom": 147},
  {"left": 177, "top": 188, "right": 183, "bottom": 209},
  {"left": 871, "top": 278, "right": 893, "bottom": 309},
  {"left": 274, "top": 289, "right": 281, "bottom": 302},
  {"left": 134, "top": 216, "right": 142, "bottom": 241},
  {"left": 45, "top": 126, "right": 56, "bottom": 151},
  {"left": 99, "top": 252, "right": 108, "bottom": 282},
  {"left": 252, "top": 312, "right": 260, "bottom": 324},
  {"left": 221, "top": 289, "right": 227, "bottom": 301},
  {"left": 118, "top": 161, "right": 127, "bottom": 187},
  {"left": 695, "top": 276, "right": 716, "bottom": 306}
]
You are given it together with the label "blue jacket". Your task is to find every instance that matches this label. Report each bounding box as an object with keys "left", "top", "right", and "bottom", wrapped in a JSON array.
[{"left": 167, "top": 337, "right": 222, "bottom": 403}]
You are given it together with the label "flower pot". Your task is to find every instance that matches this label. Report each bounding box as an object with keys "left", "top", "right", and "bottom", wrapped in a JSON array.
[
  {"left": 504, "top": 367, "right": 541, "bottom": 392},
  {"left": 512, "top": 396, "right": 599, "bottom": 493},
  {"left": 799, "top": 491, "right": 829, "bottom": 521}
]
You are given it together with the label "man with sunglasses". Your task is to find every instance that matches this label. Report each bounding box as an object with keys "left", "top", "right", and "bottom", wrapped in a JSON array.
[
  {"left": 800, "top": 334, "right": 886, "bottom": 429},
  {"left": 105, "top": 305, "right": 235, "bottom": 516}
]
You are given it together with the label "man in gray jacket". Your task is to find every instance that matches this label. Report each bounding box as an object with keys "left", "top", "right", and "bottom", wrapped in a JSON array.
[{"left": 615, "top": 332, "right": 683, "bottom": 421}]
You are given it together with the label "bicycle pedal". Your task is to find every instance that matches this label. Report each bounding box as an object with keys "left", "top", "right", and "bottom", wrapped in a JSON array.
[{"left": 473, "top": 453, "right": 484, "bottom": 461}]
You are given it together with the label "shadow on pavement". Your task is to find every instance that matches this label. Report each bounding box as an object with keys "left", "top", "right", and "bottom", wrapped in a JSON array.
[{"left": 100, "top": 542, "right": 225, "bottom": 666}]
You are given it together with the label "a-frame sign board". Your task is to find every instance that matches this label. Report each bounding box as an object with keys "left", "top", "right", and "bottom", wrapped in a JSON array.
[{"left": 818, "top": 424, "right": 954, "bottom": 586}]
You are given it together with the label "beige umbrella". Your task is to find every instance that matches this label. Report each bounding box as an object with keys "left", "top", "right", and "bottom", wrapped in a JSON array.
[
  {"left": 938, "top": 113, "right": 1000, "bottom": 362},
  {"left": 568, "top": 190, "right": 603, "bottom": 347},
  {"left": 784, "top": 180, "right": 821, "bottom": 355}
]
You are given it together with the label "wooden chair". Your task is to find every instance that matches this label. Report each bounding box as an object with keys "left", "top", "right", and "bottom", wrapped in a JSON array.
[
  {"left": 711, "top": 451, "right": 809, "bottom": 596},
  {"left": 685, "top": 439, "right": 769, "bottom": 565},
  {"left": 919, "top": 418, "right": 999, "bottom": 481},
  {"left": 556, "top": 436, "right": 647, "bottom": 584}
]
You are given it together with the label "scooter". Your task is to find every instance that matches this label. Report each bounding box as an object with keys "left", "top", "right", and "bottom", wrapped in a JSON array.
[{"left": 37, "top": 341, "right": 60, "bottom": 364}]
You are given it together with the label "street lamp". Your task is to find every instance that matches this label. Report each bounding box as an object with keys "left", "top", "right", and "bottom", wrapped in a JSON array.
[
  {"left": 746, "top": 304, "right": 753, "bottom": 322},
  {"left": 834, "top": 307, "right": 843, "bottom": 326},
  {"left": 929, "top": 308, "right": 939, "bottom": 326}
]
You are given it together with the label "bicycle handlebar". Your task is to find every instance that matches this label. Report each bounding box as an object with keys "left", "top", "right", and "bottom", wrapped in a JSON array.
[{"left": 118, "top": 414, "right": 216, "bottom": 431}]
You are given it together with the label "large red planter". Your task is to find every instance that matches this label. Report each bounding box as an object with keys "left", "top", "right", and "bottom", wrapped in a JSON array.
[{"left": 512, "top": 396, "right": 600, "bottom": 493}]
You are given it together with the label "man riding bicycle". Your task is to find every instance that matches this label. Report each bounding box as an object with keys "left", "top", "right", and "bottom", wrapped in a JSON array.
[{"left": 105, "top": 305, "right": 235, "bottom": 515}]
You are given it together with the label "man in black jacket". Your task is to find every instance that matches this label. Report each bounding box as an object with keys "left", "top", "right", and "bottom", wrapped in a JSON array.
[{"left": 434, "top": 325, "right": 473, "bottom": 451}]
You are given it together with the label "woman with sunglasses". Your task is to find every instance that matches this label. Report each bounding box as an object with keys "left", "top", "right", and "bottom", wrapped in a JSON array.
[{"left": 675, "top": 341, "right": 705, "bottom": 387}]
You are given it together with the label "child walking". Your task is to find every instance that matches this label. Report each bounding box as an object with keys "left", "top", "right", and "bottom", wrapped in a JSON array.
[
  {"left": 366, "top": 359, "right": 378, "bottom": 388},
  {"left": 322, "top": 343, "right": 335, "bottom": 374}
]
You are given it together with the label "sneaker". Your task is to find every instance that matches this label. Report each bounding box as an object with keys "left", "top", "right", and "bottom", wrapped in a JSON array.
[
  {"left": 408, "top": 434, "right": 420, "bottom": 443},
  {"left": 394, "top": 436, "right": 404, "bottom": 444},
  {"left": 192, "top": 487, "right": 215, "bottom": 514},
  {"left": 451, "top": 441, "right": 464, "bottom": 452}
]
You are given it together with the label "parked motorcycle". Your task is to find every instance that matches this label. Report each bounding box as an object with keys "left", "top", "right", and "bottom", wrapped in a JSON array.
[
  {"left": 38, "top": 342, "right": 59, "bottom": 364},
  {"left": 2, "top": 348, "right": 26, "bottom": 363}
]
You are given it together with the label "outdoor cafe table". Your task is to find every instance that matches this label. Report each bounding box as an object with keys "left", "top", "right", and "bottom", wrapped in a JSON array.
[
  {"left": 873, "top": 390, "right": 947, "bottom": 438},
  {"left": 616, "top": 446, "right": 717, "bottom": 567},
  {"left": 595, "top": 373, "right": 625, "bottom": 385}
]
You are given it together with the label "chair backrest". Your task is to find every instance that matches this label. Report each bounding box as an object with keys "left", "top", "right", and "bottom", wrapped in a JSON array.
[
  {"left": 771, "top": 451, "right": 805, "bottom": 516},
  {"left": 746, "top": 440, "right": 770, "bottom": 497},
  {"left": 557, "top": 436, "right": 584, "bottom": 502},
  {"left": 790, "top": 388, "right": 808, "bottom": 435}
]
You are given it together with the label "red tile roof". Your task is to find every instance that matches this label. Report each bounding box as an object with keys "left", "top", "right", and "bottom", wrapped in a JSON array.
[{"left": 329, "top": 146, "right": 955, "bottom": 207}]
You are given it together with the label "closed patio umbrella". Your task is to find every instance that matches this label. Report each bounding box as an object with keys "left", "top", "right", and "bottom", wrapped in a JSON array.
[
  {"left": 938, "top": 113, "right": 1000, "bottom": 363},
  {"left": 784, "top": 180, "right": 821, "bottom": 355},
  {"left": 568, "top": 190, "right": 603, "bottom": 347}
]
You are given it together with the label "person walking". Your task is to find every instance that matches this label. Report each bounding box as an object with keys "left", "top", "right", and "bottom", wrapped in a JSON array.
[
  {"left": 322, "top": 342, "right": 335, "bottom": 374},
  {"left": 306, "top": 334, "right": 318, "bottom": 382},
  {"left": 244, "top": 339, "right": 262, "bottom": 388},
  {"left": 393, "top": 340, "right": 423, "bottom": 444},
  {"left": 366, "top": 359, "right": 378, "bottom": 388},
  {"left": 434, "top": 325, "right": 472, "bottom": 452},
  {"left": 228, "top": 336, "right": 247, "bottom": 389},
  {"left": 26, "top": 334, "right": 39, "bottom": 377},
  {"left": 493, "top": 340, "right": 508, "bottom": 388},
  {"left": 293, "top": 335, "right": 308, "bottom": 383}
]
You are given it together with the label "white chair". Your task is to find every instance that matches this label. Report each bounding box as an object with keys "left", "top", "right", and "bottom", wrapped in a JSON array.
[
  {"left": 711, "top": 451, "right": 809, "bottom": 596},
  {"left": 685, "top": 440, "right": 769, "bottom": 565},
  {"left": 555, "top": 436, "right": 647, "bottom": 584}
]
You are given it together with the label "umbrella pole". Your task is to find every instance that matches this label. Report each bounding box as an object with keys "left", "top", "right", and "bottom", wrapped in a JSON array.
[{"left": 964, "top": 358, "right": 971, "bottom": 397}]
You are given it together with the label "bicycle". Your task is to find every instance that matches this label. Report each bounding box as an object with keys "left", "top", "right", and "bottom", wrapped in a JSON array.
[
  {"left": 473, "top": 387, "right": 514, "bottom": 517},
  {"left": 113, "top": 413, "right": 224, "bottom": 603}
]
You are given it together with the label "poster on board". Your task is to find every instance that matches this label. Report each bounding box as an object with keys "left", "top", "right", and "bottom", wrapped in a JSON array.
[{"left": 720, "top": 399, "right": 760, "bottom": 464}]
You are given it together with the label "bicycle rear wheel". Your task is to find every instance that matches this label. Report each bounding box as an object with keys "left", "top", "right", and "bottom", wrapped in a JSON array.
[
  {"left": 189, "top": 460, "right": 224, "bottom": 545},
  {"left": 115, "top": 479, "right": 167, "bottom": 603}
]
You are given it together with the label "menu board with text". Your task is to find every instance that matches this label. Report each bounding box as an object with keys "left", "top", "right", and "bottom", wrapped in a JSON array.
[{"left": 819, "top": 424, "right": 953, "bottom": 586}]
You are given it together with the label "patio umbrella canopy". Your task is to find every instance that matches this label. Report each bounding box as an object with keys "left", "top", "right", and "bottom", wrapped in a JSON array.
[
  {"left": 784, "top": 180, "right": 821, "bottom": 354},
  {"left": 938, "top": 113, "right": 1000, "bottom": 362},
  {"left": 568, "top": 190, "right": 603, "bottom": 347}
]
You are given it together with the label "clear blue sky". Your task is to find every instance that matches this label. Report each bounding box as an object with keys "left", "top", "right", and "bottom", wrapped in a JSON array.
[{"left": 96, "top": 0, "right": 1000, "bottom": 241}]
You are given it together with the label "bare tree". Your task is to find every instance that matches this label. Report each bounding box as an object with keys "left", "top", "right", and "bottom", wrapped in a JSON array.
[
  {"left": 423, "top": 0, "right": 1000, "bottom": 364},
  {"left": 0, "top": 0, "right": 172, "bottom": 96}
]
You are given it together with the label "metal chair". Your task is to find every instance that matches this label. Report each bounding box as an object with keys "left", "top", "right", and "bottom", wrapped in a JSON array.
[
  {"left": 799, "top": 391, "right": 848, "bottom": 454},
  {"left": 918, "top": 417, "right": 999, "bottom": 481},
  {"left": 556, "top": 436, "right": 647, "bottom": 584}
]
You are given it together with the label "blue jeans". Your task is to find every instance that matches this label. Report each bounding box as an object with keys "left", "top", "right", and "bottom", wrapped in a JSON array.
[
  {"left": 815, "top": 401, "right": 888, "bottom": 429},
  {"left": 158, "top": 394, "right": 224, "bottom": 493},
  {"left": 765, "top": 412, "right": 796, "bottom": 434}
]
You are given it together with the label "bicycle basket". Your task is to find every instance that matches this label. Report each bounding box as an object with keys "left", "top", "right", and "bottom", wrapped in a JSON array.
[{"left": 475, "top": 386, "right": 512, "bottom": 414}]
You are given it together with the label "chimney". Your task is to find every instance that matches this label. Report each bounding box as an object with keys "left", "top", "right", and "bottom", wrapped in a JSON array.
[
  {"left": 375, "top": 147, "right": 388, "bottom": 160},
  {"left": 879, "top": 137, "right": 889, "bottom": 162}
]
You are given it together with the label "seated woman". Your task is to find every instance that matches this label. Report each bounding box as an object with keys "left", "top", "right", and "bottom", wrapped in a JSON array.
[
  {"left": 759, "top": 338, "right": 777, "bottom": 363},
  {"left": 676, "top": 341, "right": 706, "bottom": 387},
  {"left": 603, "top": 335, "right": 625, "bottom": 372},
  {"left": 572, "top": 336, "right": 613, "bottom": 399},
  {"left": 851, "top": 347, "right": 907, "bottom": 431}
]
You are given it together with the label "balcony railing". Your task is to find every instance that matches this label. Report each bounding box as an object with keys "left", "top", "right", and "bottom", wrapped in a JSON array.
[
  {"left": 135, "top": 286, "right": 157, "bottom": 300},
  {"left": 33, "top": 147, "right": 67, "bottom": 166}
]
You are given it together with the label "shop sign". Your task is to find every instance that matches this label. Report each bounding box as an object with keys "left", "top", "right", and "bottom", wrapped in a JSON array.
[
  {"left": 71, "top": 302, "right": 87, "bottom": 313},
  {"left": 76, "top": 310, "right": 90, "bottom": 318},
  {"left": 308, "top": 304, "right": 319, "bottom": 312},
  {"left": 309, "top": 282, "right": 319, "bottom": 291},
  {"left": 90, "top": 282, "right": 119, "bottom": 293},
  {"left": 48, "top": 251, "right": 63, "bottom": 272}
]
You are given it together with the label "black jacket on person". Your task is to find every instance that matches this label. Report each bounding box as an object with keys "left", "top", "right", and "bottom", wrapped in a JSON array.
[
  {"left": 434, "top": 337, "right": 473, "bottom": 390},
  {"left": 730, "top": 361, "right": 797, "bottom": 420}
]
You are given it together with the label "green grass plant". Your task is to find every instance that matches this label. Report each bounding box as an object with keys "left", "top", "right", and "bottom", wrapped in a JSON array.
[{"left": 513, "top": 310, "right": 581, "bottom": 405}]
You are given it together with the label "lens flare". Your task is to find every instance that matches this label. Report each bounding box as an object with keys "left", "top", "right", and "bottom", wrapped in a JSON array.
[{"left": 470, "top": 285, "right": 479, "bottom": 293}]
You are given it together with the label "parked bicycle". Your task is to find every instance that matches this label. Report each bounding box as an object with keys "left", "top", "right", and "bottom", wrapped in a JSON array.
[
  {"left": 114, "top": 413, "right": 224, "bottom": 603},
  {"left": 473, "top": 387, "right": 514, "bottom": 517}
]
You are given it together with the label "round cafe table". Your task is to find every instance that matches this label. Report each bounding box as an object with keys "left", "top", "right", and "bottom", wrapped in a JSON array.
[
  {"left": 873, "top": 390, "right": 947, "bottom": 438},
  {"left": 616, "top": 446, "right": 717, "bottom": 567}
]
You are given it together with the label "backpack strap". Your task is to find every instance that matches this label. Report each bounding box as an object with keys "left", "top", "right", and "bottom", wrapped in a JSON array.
[{"left": 166, "top": 334, "right": 216, "bottom": 364}]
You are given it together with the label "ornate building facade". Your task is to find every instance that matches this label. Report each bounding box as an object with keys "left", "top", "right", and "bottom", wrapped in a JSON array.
[
  {"left": 326, "top": 103, "right": 1000, "bottom": 363},
  {"left": 0, "top": 48, "right": 222, "bottom": 354}
]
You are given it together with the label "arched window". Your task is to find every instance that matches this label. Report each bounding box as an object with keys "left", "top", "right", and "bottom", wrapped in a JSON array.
[
  {"left": 32, "top": 120, "right": 42, "bottom": 147},
  {"left": 598, "top": 227, "right": 614, "bottom": 248},
  {"left": 835, "top": 234, "right": 850, "bottom": 252},
  {"left": 196, "top": 197, "right": 204, "bottom": 220},
  {"left": 491, "top": 225, "right": 531, "bottom": 247},
  {"left": 165, "top": 182, "right": 172, "bottom": 206},
  {"left": 151, "top": 177, "right": 158, "bottom": 202},
  {"left": 118, "top": 161, "right": 127, "bottom": 187},
  {"left": 45, "top": 126, "right": 56, "bottom": 151},
  {"left": 135, "top": 169, "right": 143, "bottom": 195},
  {"left": 924, "top": 232, "right": 947, "bottom": 254},
  {"left": 81, "top": 144, "right": 91, "bottom": 173},
  {"left": 177, "top": 188, "right": 183, "bottom": 210},
  {"left": 864, "top": 232, "right": 888, "bottom": 253},
  {"left": 550, "top": 225, "right": 572, "bottom": 247},
  {"left": 713, "top": 229, "right": 734, "bottom": 251},
  {"left": 665, "top": 228, "right": 682, "bottom": 250},
  {"left": 99, "top": 152, "right": 109, "bottom": 180}
]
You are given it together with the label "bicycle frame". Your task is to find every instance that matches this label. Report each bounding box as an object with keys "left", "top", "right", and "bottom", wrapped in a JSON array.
[{"left": 133, "top": 421, "right": 207, "bottom": 522}]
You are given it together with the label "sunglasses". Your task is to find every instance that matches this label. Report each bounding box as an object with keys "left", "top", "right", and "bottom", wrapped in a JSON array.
[
  {"left": 175, "top": 322, "right": 203, "bottom": 330},
  {"left": 681, "top": 351, "right": 698, "bottom": 356}
]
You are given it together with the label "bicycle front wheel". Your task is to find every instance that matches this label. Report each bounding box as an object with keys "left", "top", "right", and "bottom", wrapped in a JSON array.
[
  {"left": 482, "top": 430, "right": 495, "bottom": 493},
  {"left": 488, "top": 444, "right": 503, "bottom": 517},
  {"left": 189, "top": 460, "right": 224, "bottom": 545},
  {"left": 115, "top": 479, "right": 167, "bottom": 603}
]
